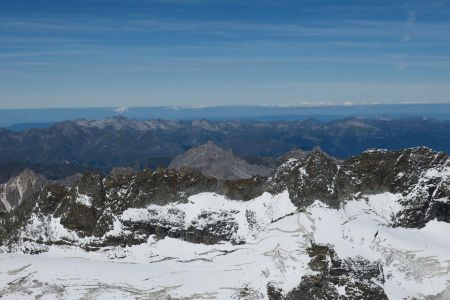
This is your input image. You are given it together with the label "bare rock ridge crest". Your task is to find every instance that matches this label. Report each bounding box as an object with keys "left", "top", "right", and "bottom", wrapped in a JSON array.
[{"left": 0, "top": 143, "right": 312, "bottom": 211}]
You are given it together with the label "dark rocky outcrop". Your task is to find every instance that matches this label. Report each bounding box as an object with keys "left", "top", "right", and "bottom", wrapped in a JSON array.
[
  {"left": 58, "top": 173, "right": 105, "bottom": 236},
  {"left": 268, "top": 148, "right": 341, "bottom": 208},
  {"left": 269, "top": 244, "right": 387, "bottom": 300},
  {"left": 267, "top": 147, "right": 450, "bottom": 229},
  {"left": 104, "top": 167, "right": 265, "bottom": 212}
]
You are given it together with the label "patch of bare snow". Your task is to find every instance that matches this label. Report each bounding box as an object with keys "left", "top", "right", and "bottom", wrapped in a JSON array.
[
  {"left": 75, "top": 194, "right": 92, "bottom": 207},
  {"left": 304, "top": 193, "right": 450, "bottom": 299}
]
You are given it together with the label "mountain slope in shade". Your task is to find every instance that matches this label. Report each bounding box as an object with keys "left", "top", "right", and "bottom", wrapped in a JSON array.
[
  {"left": 168, "top": 141, "right": 274, "bottom": 180},
  {"left": 0, "top": 170, "right": 82, "bottom": 212},
  {"left": 0, "top": 147, "right": 450, "bottom": 298},
  {"left": 0, "top": 169, "right": 47, "bottom": 211}
]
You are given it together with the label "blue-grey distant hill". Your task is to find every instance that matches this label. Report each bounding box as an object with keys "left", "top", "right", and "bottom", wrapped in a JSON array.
[{"left": 6, "top": 122, "right": 56, "bottom": 132}]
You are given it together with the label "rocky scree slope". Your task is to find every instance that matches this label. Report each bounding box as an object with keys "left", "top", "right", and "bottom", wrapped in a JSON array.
[{"left": 0, "top": 147, "right": 450, "bottom": 299}]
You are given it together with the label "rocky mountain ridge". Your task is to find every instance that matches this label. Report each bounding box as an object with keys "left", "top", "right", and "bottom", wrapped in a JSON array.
[
  {"left": 1, "top": 146, "right": 449, "bottom": 299},
  {"left": 1, "top": 146, "right": 448, "bottom": 246}
]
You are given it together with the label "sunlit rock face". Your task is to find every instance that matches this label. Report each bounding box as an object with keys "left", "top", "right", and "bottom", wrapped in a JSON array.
[{"left": 1, "top": 147, "right": 450, "bottom": 299}]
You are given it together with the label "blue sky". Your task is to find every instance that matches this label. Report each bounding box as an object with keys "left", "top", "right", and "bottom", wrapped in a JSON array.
[{"left": 1, "top": 0, "right": 450, "bottom": 108}]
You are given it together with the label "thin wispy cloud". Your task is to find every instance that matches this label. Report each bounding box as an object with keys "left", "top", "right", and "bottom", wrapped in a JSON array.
[
  {"left": 115, "top": 106, "right": 129, "bottom": 113},
  {"left": 0, "top": 0, "right": 449, "bottom": 107},
  {"left": 0, "top": 50, "right": 96, "bottom": 59},
  {"left": 2, "top": 17, "right": 449, "bottom": 38}
]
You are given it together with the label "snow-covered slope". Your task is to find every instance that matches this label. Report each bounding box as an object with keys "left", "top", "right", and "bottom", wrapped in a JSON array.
[{"left": 1, "top": 191, "right": 450, "bottom": 299}]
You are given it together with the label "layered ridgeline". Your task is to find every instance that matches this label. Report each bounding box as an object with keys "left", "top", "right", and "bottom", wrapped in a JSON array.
[
  {"left": 1, "top": 147, "right": 450, "bottom": 299},
  {"left": 2, "top": 116, "right": 450, "bottom": 182}
]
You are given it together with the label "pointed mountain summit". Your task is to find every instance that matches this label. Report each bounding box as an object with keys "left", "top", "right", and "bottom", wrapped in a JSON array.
[{"left": 168, "top": 141, "right": 274, "bottom": 180}]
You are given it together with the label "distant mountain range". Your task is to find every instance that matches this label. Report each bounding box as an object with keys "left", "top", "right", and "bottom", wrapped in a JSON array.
[
  {"left": 2, "top": 103, "right": 450, "bottom": 128},
  {"left": 2, "top": 116, "right": 450, "bottom": 183}
]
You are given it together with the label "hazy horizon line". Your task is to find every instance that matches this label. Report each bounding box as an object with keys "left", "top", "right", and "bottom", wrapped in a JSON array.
[{"left": 1, "top": 101, "right": 450, "bottom": 111}]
